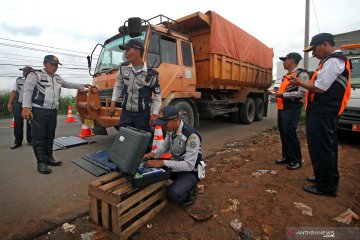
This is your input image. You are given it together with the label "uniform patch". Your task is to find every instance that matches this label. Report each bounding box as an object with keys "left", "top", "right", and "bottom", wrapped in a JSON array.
[
  {"left": 123, "top": 69, "right": 131, "bottom": 77},
  {"left": 177, "top": 138, "right": 184, "bottom": 147},
  {"left": 55, "top": 78, "right": 62, "bottom": 84},
  {"left": 188, "top": 135, "right": 197, "bottom": 141},
  {"left": 189, "top": 141, "right": 197, "bottom": 148},
  {"left": 41, "top": 75, "right": 47, "bottom": 81},
  {"left": 140, "top": 75, "right": 147, "bottom": 82}
]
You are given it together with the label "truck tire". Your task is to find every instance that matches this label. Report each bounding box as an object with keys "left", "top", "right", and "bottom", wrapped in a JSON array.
[
  {"left": 239, "top": 97, "right": 255, "bottom": 124},
  {"left": 254, "top": 98, "right": 264, "bottom": 121},
  {"left": 230, "top": 105, "right": 240, "bottom": 123},
  {"left": 171, "top": 100, "right": 195, "bottom": 127}
]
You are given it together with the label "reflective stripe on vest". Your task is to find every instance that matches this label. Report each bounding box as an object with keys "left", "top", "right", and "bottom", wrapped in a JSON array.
[
  {"left": 305, "top": 58, "right": 351, "bottom": 115},
  {"left": 276, "top": 70, "right": 300, "bottom": 110}
]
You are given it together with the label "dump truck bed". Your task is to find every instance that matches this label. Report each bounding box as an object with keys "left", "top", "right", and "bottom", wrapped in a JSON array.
[{"left": 176, "top": 11, "right": 273, "bottom": 90}]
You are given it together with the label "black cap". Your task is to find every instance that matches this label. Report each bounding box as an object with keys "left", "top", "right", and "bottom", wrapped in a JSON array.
[
  {"left": 119, "top": 39, "right": 144, "bottom": 51},
  {"left": 153, "top": 106, "right": 179, "bottom": 126},
  {"left": 304, "top": 33, "right": 334, "bottom": 52},
  {"left": 44, "top": 55, "right": 62, "bottom": 65},
  {"left": 279, "top": 52, "right": 302, "bottom": 63},
  {"left": 19, "top": 66, "right": 33, "bottom": 71}
]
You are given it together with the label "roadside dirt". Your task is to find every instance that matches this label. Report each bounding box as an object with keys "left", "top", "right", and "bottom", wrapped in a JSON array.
[{"left": 36, "top": 127, "right": 360, "bottom": 240}]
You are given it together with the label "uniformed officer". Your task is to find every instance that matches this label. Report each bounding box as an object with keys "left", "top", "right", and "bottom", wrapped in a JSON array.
[
  {"left": 269, "top": 52, "right": 310, "bottom": 170},
  {"left": 289, "top": 33, "right": 351, "bottom": 196},
  {"left": 22, "top": 55, "right": 91, "bottom": 174},
  {"left": 7, "top": 66, "right": 33, "bottom": 149},
  {"left": 109, "top": 39, "right": 161, "bottom": 132},
  {"left": 143, "top": 106, "right": 203, "bottom": 206}
]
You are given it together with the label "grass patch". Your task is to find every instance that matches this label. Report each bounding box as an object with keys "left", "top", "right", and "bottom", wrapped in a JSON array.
[{"left": 0, "top": 91, "right": 76, "bottom": 119}]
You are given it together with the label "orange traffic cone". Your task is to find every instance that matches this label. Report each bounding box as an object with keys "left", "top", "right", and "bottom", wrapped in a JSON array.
[
  {"left": 10, "top": 118, "right": 15, "bottom": 128},
  {"left": 79, "top": 124, "right": 95, "bottom": 138},
  {"left": 65, "top": 105, "right": 76, "bottom": 123},
  {"left": 152, "top": 125, "right": 172, "bottom": 159}
]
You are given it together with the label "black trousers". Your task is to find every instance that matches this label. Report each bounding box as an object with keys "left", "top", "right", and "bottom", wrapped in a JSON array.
[
  {"left": 12, "top": 100, "right": 31, "bottom": 144},
  {"left": 306, "top": 112, "right": 339, "bottom": 193},
  {"left": 166, "top": 172, "right": 199, "bottom": 204},
  {"left": 119, "top": 110, "right": 150, "bottom": 132},
  {"left": 30, "top": 107, "right": 57, "bottom": 146},
  {"left": 278, "top": 106, "right": 302, "bottom": 164}
]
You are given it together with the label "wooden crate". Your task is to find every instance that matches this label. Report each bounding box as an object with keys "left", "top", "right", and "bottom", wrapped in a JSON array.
[{"left": 88, "top": 172, "right": 168, "bottom": 240}]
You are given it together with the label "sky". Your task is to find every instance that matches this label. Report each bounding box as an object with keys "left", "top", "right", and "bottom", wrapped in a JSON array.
[{"left": 0, "top": 0, "right": 359, "bottom": 95}]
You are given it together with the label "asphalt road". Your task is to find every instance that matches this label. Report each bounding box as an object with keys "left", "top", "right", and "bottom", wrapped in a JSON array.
[{"left": 0, "top": 104, "right": 277, "bottom": 239}]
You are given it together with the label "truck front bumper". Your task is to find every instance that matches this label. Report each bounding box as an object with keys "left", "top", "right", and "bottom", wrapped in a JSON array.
[
  {"left": 338, "top": 107, "right": 360, "bottom": 132},
  {"left": 76, "top": 87, "right": 122, "bottom": 128}
]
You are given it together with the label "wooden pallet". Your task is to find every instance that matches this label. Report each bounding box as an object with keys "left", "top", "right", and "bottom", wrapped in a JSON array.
[{"left": 88, "top": 172, "right": 168, "bottom": 240}]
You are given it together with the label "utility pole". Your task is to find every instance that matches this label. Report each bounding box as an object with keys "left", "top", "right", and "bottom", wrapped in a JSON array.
[{"left": 304, "top": 0, "right": 310, "bottom": 70}]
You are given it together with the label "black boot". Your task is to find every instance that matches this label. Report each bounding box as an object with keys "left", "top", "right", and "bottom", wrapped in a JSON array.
[
  {"left": 33, "top": 145, "right": 51, "bottom": 174},
  {"left": 45, "top": 144, "right": 62, "bottom": 166},
  {"left": 180, "top": 185, "right": 198, "bottom": 207}
]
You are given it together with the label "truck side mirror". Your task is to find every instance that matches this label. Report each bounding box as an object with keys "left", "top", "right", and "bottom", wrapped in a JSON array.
[
  {"left": 87, "top": 55, "right": 91, "bottom": 69},
  {"left": 128, "top": 17, "right": 142, "bottom": 38},
  {"left": 118, "top": 26, "right": 128, "bottom": 34}
]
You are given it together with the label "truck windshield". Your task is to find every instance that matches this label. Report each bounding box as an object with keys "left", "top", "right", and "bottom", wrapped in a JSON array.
[
  {"left": 351, "top": 58, "right": 360, "bottom": 87},
  {"left": 95, "top": 31, "right": 147, "bottom": 74}
]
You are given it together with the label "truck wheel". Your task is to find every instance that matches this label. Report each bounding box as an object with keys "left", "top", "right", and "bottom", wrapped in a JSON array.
[
  {"left": 230, "top": 105, "right": 240, "bottom": 123},
  {"left": 171, "top": 100, "right": 195, "bottom": 127},
  {"left": 239, "top": 97, "right": 255, "bottom": 124},
  {"left": 254, "top": 98, "right": 264, "bottom": 121}
]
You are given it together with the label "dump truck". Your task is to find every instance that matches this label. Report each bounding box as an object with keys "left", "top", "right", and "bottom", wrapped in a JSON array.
[
  {"left": 338, "top": 44, "right": 360, "bottom": 132},
  {"left": 77, "top": 11, "right": 273, "bottom": 134}
]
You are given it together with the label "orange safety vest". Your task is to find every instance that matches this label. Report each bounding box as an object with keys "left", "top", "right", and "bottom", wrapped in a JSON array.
[
  {"left": 305, "top": 56, "right": 351, "bottom": 115},
  {"left": 277, "top": 70, "right": 302, "bottom": 110}
]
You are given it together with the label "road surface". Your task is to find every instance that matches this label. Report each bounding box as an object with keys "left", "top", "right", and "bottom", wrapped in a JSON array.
[{"left": 0, "top": 104, "right": 277, "bottom": 239}]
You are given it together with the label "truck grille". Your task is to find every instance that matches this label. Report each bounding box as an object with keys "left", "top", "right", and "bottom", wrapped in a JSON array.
[{"left": 339, "top": 107, "right": 360, "bottom": 130}]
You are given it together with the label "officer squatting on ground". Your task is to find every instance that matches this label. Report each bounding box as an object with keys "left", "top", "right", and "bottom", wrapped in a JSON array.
[
  {"left": 21, "top": 55, "right": 91, "bottom": 174},
  {"left": 7, "top": 66, "right": 33, "bottom": 149},
  {"left": 288, "top": 33, "right": 352, "bottom": 197},
  {"left": 269, "top": 52, "right": 310, "bottom": 170},
  {"left": 143, "top": 106, "right": 205, "bottom": 206},
  {"left": 109, "top": 39, "right": 162, "bottom": 132}
]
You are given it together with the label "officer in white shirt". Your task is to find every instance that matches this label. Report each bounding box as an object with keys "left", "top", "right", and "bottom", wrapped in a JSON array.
[
  {"left": 289, "top": 33, "right": 351, "bottom": 197},
  {"left": 143, "top": 106, "right": 202, "bottom": 206},
  {"left": 7, "top": 66, "right": 33, "bottom": 149}
]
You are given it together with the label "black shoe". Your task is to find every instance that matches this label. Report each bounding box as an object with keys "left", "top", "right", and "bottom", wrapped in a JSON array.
[
  {"left": 307, "top": 176, "right": 316, "bottom": 183},
  {"left": 33, "top": 145, "right": 52, "bottom": 174},
  {"left": 37, "top": 162, "right": 52, "bottom": 174},
  {"left": 10, "top": 143, "right": 22, "bottom": 149},
  {"left": 180, "top": 185, "right": 198, "bottom": 207},
  {"left": 275, "top": 157, "right": 290, "bottom": 165},
  {"left": 45, "top": 144, "right": 62, "bottom": 166},
  {"left": 303, "top": 185, "right": 337, "bottom": 197},
  {"left": 287, "top": 162, "right": 302, "bottom": 170}
]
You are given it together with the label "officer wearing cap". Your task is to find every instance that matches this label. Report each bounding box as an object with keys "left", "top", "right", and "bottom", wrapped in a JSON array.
[
  {"left": 289, "top": 33, "right": 352, "bottom": 196},
  {"left": 143, "top": 106, "right": 203, "bottom": 206},
  {"left": 109, "top": 39, "right": 162, "bottom": 132},
  {"left": 7, "top": 66, "right": 33, "bottom": 149},
  {"left": 22, "top": 55, "right": 91, "bottom": 174},
  {"left": 269, "top": 53, "right": 309, "bottom": 170}
]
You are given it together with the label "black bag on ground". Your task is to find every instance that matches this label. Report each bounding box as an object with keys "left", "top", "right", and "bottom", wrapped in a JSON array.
[{"left": 109, "top": 126, "right": 171, "bottom": 188}]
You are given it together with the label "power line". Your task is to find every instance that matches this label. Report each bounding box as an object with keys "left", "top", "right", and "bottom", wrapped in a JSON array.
[
  {"left": 0, "top": 37, "right": 95, "bottom": 55},
  {"left": 311, "top": 0, "right": 321, "bottom": 33},
  {"left": 0, "top": 57, "right": 87, "bottom": 67},
  {"left": 0, "top": 43, "right": 89, "bottom": 58},
  {"left": 0, "top": 52, "right": 98, "bottom": 62},
  {"left": 0, "top": 63, "right": 88, "bottom": 70}
]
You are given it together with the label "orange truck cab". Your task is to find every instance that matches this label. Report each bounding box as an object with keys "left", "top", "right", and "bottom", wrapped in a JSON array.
[{"left": 76, "top": 11, "right": 273, "bottom": 134}]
